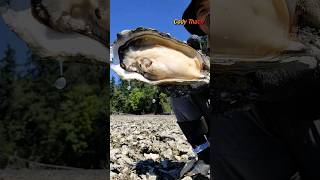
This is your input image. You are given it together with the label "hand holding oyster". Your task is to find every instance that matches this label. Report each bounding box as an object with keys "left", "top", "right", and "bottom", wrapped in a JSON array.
[{"left": 111, "top": 28, "right": 209, "bottom": 85}]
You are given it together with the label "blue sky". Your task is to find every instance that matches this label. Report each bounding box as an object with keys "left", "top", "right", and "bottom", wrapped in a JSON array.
[
  {"left": 110, "top": 0, "right": 192, "bottom": 81},
  {"left": 0, "top": 18, "right": 28, "bottom": 65}
]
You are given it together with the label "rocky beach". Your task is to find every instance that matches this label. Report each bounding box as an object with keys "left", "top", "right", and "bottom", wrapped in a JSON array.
[{"left": 110, "top": 115, "right": 203, "bottom": 180}]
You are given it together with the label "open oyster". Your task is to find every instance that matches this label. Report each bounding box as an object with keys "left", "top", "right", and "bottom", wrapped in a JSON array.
[{"left": 111, "top": 28, "right": 209, "bottom": 85}]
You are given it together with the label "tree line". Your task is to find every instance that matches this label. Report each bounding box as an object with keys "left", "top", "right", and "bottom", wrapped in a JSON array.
[
  {"left": 0, "top": 45, "right": 107, "bottom": 169},
  {"left": 110, "top": 77, "right": 172, "bottom": 115}
]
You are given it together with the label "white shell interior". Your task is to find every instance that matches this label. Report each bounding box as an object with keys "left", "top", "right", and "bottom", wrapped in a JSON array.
[{"left": 111, "top": 29, "right": 209, "bottom": 85}]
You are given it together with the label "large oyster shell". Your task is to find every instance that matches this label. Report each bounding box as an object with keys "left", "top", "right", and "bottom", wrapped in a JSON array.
[
  {"left": 111, "top": 28, "right": 209, "bottom": 85},
  {"left": 0, "top": 0, "right": 109, "bottom": 63}
]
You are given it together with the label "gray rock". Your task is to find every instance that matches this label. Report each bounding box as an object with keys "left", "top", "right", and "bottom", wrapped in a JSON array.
[{"left": 110, "top": 115, "right": 204, "bottom": 179}]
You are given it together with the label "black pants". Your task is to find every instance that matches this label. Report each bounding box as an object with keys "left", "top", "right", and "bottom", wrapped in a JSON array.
[
  {"left": 170, "top": 94, "right": 211, "bottom": 163},
  {"left": 210, "top": 71, "right": 320, "bottom": 180}
]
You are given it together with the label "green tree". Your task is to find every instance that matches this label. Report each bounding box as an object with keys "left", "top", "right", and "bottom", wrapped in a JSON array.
[
  {"left": 125, "top": 88, "right": 145, "bottom": 114},
  {"left": 159, "top": 92, "right": 171, "bottom": 113},
  {"left": 0, "top": 45, "right": 17, "bottom": 165},
  {"left": 110, "top": 79, "right": 172, "bottom": 114},
  {"left": 0, "top": 48, "right": 107, "bottom": 168},
  {"left": 0, "top": 45, "right": 16, "bottom": 113}
]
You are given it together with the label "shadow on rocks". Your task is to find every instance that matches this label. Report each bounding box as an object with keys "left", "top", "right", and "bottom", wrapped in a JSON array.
[
  {"left": 135, "top": 159, "right": 184, "bottom": 180},
  {"left": 135, "top": 159, "right": 210, "bottom": 180}
]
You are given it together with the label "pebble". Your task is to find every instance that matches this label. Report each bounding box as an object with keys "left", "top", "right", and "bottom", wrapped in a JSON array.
[{"left": 144, "top": 153, "right": 160, "bottom": 161}]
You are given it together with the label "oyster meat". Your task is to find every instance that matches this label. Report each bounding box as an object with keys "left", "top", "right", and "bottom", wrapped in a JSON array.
[
  {"left": 211, "top": 0, "right": 305, "bottom": 62},
  {"left": 111, "top": 28, "right": 209, "bottom": 85}
]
